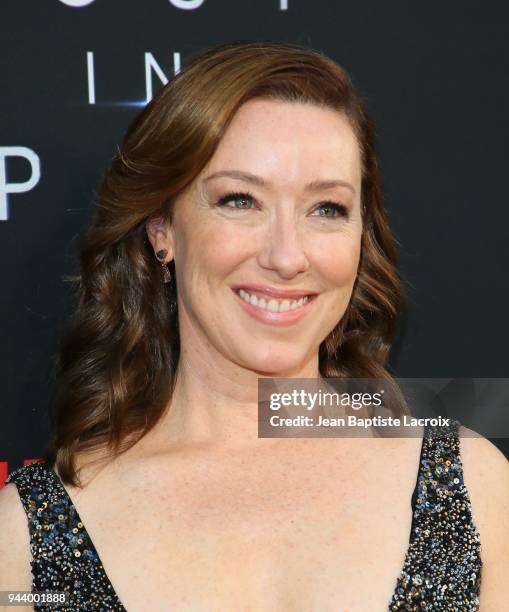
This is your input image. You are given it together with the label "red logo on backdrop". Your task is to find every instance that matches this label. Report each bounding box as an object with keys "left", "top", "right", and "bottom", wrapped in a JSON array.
[{"left": 0, "top": 458, "right": 45, "bottom": 489}]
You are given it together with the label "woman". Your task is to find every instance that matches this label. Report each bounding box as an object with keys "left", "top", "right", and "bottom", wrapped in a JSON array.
[{"left": 1, "top": 41, "right": 508, "bottom": 611}]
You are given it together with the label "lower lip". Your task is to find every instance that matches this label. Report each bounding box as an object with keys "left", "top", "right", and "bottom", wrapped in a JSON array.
[{"left": 231, "top": 289, "right": 318, "bottom": 326}]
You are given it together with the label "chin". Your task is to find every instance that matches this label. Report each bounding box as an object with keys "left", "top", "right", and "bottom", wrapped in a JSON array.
[{"left": 240, "top": 348, "right": 309, "bottom": 377}]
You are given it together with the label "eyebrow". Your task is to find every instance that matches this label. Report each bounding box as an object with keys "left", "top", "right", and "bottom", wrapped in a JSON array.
[{"left": 203, "top": 170, "right": 356, "bottom": 195}]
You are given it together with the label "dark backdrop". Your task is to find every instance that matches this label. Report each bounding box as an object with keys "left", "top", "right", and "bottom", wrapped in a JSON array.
[{"left": 1, "top": 0, "right": 508, "bottom": 479}]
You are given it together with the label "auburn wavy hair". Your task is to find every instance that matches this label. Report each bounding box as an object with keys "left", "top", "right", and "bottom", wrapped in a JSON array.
[{"left": 45, "top": 41, "right": 405, "bottom": 486}]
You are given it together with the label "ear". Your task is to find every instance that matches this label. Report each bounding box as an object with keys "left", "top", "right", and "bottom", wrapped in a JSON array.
[{"left": 145, "top": 215, "right": 175, "bottom": 263}]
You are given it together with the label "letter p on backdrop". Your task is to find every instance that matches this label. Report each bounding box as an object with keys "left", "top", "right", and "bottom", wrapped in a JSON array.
[{"left": 0, "top": 147, "right": 41, "bottom": 221}]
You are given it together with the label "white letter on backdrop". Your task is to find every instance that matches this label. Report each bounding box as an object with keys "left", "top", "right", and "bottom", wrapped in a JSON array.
[
  {"left": 145, "top": 52, "right": 181, "bottom": 103},
  {"left": 0, "top": 147, "right": 41, "bottom": 221},
  {"left": 168, "top": 0, "right": 205, "bottom": 9},
  {"left": 87, "top": 51, "right": 95, "bottom": 104},
  {"left": 58, "top": 0, "right": 96, "bottom": 7}
]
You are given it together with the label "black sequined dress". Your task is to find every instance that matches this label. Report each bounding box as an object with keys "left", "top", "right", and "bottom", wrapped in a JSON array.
[{"left": 5, "top": 418, "right": 482, "bottom": 611}]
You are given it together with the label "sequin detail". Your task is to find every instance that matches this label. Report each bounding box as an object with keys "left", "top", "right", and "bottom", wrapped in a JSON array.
[
  {"left": 5, "top": 418, "right": 482, "bottom": 611},
  {"left": 388, "top": 419, "right": 482, "bottom": 610},
  {"left": 6, "top": 462, "right": 126, "bottom": 611}
]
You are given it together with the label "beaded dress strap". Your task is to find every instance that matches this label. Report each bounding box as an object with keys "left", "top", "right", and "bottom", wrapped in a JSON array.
[
  {"left": 6, "top": 462, "right": 126, "bottom": 611},
  {"left": 388, "top": 418, "right": 483, "bottom": 611}
]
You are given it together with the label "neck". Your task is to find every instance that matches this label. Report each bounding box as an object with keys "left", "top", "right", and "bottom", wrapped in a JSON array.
[{"left": 150, "top": 338, "right": 322, "bottom": 453}]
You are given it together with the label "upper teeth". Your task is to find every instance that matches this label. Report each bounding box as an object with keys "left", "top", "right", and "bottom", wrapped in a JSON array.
[{"left": 238, "top": 289, "right": 309, "bottom": 312}]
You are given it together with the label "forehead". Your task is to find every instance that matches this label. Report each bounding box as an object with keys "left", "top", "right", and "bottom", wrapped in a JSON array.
[{"left": 202, "top": 98, "right": 361, "bottom": 189}]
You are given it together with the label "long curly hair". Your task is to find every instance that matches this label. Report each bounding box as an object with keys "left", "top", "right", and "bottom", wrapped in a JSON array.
[{"left": 45, "top": 41, "right": 405, "bottom": 486}]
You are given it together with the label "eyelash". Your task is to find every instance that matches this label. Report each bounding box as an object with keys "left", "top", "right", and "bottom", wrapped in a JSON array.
[{"left": 214, "top": 191, "right": 349, "bottom": 219}]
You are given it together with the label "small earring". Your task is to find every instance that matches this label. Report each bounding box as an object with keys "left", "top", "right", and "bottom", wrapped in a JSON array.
[{"left": 155, "top": 249, "right": 172, "bottom": 283}]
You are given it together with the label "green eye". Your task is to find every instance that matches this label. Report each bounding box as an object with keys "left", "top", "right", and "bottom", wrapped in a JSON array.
[
  {"left": 217, "top": 192, "right": 254, "bottom": 209},
  {"left": 234, "top": 197, "right": 252, "bottom": 209},
  {"left": 313, "top": 202, "right": 348, "bottom": 218}
]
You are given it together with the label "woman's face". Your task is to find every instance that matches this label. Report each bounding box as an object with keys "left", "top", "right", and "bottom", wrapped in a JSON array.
[{"left": 156, "top": 98, "right": 363, "bottom": 375}]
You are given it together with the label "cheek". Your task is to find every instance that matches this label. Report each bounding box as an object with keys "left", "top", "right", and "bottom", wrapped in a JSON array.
[
  {"left": 309, "top": 232, "right": 362, "bottom": 287},
  {"left": 176, "top": 219, "right": 250, "bottom": 279}
]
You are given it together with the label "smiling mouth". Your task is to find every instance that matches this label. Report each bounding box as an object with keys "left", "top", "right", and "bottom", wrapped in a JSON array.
[{"left": 233, "top": 288, "right": 317, "bottom": 313}]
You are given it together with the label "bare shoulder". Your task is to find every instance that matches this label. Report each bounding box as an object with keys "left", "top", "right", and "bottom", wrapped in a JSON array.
[
  {"left": 457, "top": 424, "right": 509, "bottom": 611},
  {"left": 458, "top": 423, "right": 509, "bottom": 507},
  {"left": 0, "top": 482, "right": 33, "bottom": 593}
]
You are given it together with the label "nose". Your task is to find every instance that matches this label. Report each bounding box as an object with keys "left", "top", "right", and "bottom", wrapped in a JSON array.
[{"left": 257, "top": 209, "right": 310, "bottom": 279}]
